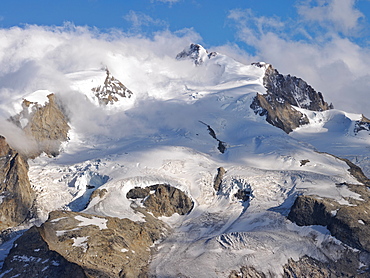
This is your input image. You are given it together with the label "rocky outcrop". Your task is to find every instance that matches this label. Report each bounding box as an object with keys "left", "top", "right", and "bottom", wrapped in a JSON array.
[
  {"left": 288, "top": 152, "right": 370, "bottom": 252},
  {"left": 282, "top": 254, "right": 366, "bottom": 278},
  {"left": 251, "top": 93, "right": 310, "bottom": 133},
  {"left": 0, "top": 136, "right": 35, "bottom": 231},
  {"left": 1, "top": 210, "right": 169, "bottom": 278},
  {"left": 126, "top": 184, "right": 194, "bottom": 217},
  {"left": 11, "top": 93, "right": 70, "bottom": 157},
  {"left": 286, "top": 156, "right": 370, "bottom": 276},
  {"left": 199, "top": 121, "right": 227, "bottom": 153},
  {"left": 229, "top": 253, "right": 367, "bottom": 278},
  {"left": 229, "top": 266, "right": 268, "bottom": 278},
  {"left": 288, "top": 194, "right": 370, "bottom": 253},
  {"left": 262, "top": 64, "right": 333, "bottom": 111},
  {"left": 251, "top": 63, "right": 333, "bottom": 133},
  {"left": 1, "top": 226, "right": 87, "bottom": 278},
  {"left": 213, "top": 167, "right": 226, "bottom": 192},
  {"left": 354, "top": 114, "right": 370, "bottom": 135},
  {"left": 176, "top": 43, "right": 217, "bottom": 66},
  {"left": 91, "top": 69, "right": 133, "bottom": 105}
]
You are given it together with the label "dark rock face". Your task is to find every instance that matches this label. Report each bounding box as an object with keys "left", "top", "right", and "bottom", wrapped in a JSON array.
[
  {"left": 262, "top": 64, "right": 333, "bottom": 112},
  {"left": 289, "top": 153, "right": 370, "bottom": 255},
  {"left": 288, "top": 195, "right": 370, "bottom": 253},
  {"left": 199, "top": 121, "right": 227, "bottom": 153},
  {"left": 354, "top": 114, "right": 370, "bottom": 135},
  {"left": 251, "top": 93, "right": 310, "bottom": 133},
  {"left": 1, "top": 226, "right": 87, "bottom": 278},
  {"left": 213, "top": 167, "right": 226, "bottom": 192},
  {"left": 234, "top": 189, "right": 251, "bottom": 202},
  {"left": 282, "top": 254, "right": 366, "bottom": 278},
  {"left": 127, "top": 184, "right": 194, "bottom": 217},
  {"left": 11, "top": 94, "right": 70, "bottom": 157},
  {"left": 230, "top": 253, "right": 367, "bottom": 278},
  {"left": 2, "top": 210, "right": 169, "bottom": 278},
  {"left": 0, "top": 136, "right": 35, "bottom": 231},
  {"left": 229, "top": 266, "right": 267, "bottom": 278},
  {"left": 91, "top": 69, "right": 133, "bottom": 105},
  {"left": 176, "top": 43, "right": 217, "bottom": 65},
  {"left": 251, "top": 63, "right": 333, "bottom": 133}
]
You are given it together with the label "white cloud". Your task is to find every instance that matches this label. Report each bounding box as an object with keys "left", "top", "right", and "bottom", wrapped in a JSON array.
[
  {"left": 0, "top": 24, "right": 206, "bottom": 150},
  {"left": 228, "top": 4, "right": 370, "bottom": 115},
  {"left": 123, "top": 10, "right": 168, "bottom": 32},
  {"left": 297, "top": 0, "right": 364, "bottom": 35}
]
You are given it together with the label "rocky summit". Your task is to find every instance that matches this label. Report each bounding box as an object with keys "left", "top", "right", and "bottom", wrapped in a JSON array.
[
  {"left": 0, "top": 43, "right": 370, "bottom": 277},
  {"left": 91, "top": 69, "right": 133, "bottom": 105},
  {"left": 250, "top": 63, "right": 333, "bottom": 133}
]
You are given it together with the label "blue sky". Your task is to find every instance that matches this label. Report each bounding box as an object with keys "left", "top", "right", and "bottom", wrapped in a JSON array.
[
  {"left": 0, "top": 0, "right": 296, "bottom": 46},
  {"left": 2, "top": 0, "right": 365, "bottom": 48},
  {"left": 0, "top": 0, "right": 369, "bottom": 114}
]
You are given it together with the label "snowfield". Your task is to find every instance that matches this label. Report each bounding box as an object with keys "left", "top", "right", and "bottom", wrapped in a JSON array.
[{"left": 1, "top": 42, "right": 370, "bottom": 276}]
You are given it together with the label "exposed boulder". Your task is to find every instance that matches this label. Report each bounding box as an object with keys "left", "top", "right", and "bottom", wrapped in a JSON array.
[
  {"left": 0, "top": 136, "right": 35, "bottom": 231},
  {"left": 91, "top": 69, "right": 133, "bottom": 105},
  {"left": 234, "top": 189, "right": 251, "bottom": 202},
  {"left": 250, "top": 63, "right": 333, "bottom": 133},
  {"left": 0, "top": 226, "right": 87, "bottom": 278},
  {"left": 126, "top": 184, "right": 194, "bottom": 217}
]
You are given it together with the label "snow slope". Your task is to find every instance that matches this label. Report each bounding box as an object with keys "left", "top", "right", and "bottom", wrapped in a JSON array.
[{"left": 1, "top": 44, "right": 370, "bottom": 275}]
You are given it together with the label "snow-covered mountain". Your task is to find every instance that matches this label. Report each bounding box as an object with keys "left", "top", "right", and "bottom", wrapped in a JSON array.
[{"left": 0, "top": 43, "right": 370, "bottom": 277}]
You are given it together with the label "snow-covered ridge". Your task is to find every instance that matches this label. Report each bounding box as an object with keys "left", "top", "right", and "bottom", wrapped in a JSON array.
[
  {"left": 176, "top": 43, "right": 217, "bottom": 65},
  {"left": 1, "top": 43, "right": 370, "bottom": 277}
]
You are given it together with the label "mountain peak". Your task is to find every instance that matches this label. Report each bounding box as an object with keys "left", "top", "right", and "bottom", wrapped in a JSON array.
[
  {"left": 176, "top": 43, "right": 217, "bottom": 65},
  {"left": 91, "top": 68, "right": 133, "bottom": 105}
]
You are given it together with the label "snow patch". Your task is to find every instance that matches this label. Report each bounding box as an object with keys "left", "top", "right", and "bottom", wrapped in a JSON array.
[
  {"left": 72, "top": 236, "right": 89, "bottom": 252},
  {"left": 74, "top": 215, "right": 108, "bottom": 230}
]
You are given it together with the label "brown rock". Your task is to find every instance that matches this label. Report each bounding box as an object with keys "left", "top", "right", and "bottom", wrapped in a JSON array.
[
  {"left": 229, "top": 266, "right": 267, "bottom": 278},
  {"left": 10, "top": 93, "right": 70, "bottom": 157},
  {"left": 37, "top": 210, "right": 168, "bottom": 278},
  {"left": 288, "top": 195, "right": 370, "bottom": 253},
  {"left": 23, "top": 94, "right": 70, "bottom": 157},
  {"left": 251, "top": 93, "right": 309, "bottom": 133},
  {"left": 283, "top": 254, "right": 367, "bottom": 278},
  {"left": 127, "top": 184, "right": 194, "bottom": 217},
  {"left": 91, "top": 69, "right": 133, "bottom": 105},
  {"left": 213, "top": 167, "right": 226, "bottom": 192},
  {"left": 250, "top": 64, "right": 333, "bottom": 133},
  {"left": 0, "top": 226, "right": 87, "bottom": 278},
  {"left": 0, "top": 136, "right": 35, "bottom": 231}
]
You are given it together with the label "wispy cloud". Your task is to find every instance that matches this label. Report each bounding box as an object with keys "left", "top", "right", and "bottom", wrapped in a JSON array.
[
  {"left": 123, "top": 10, "right": 168, "bottom": 33},
  {"left": 228, "top": 1, "right": 370, "bottom": 115},
  {"left": 150, "top": 0, "right": 181, "bottom": 4},
  {"left": 297, "top": 0, "right": 364, "bottom": 36},
  {"left": 0, "top": 23, "right": 204, "bottom": 150}
]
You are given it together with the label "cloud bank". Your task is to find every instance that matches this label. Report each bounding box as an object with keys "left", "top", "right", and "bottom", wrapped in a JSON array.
[
  {"left": 228, "top": 0, "right": 370, "bottom": 115},
  {"left": 0, "top": 0, "right": 370, "bottom": 154}
]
